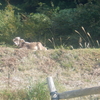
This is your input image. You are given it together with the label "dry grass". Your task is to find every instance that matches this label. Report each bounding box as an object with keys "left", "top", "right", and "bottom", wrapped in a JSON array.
[
  {"left": 0, "top": 46, "right": 100, "bottom": 99},
  {"left": 75, "top": 26, "right": 99, "bottom": 48}
]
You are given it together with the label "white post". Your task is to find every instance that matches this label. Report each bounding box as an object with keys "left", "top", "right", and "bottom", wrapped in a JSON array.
[{"left": 47, "top": 77, "right": 59, "bottom": 100}]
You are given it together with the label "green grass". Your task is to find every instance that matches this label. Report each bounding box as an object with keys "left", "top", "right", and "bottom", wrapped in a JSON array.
[{"left": 0, "top": 81, "right": 50, "bottom": 100}]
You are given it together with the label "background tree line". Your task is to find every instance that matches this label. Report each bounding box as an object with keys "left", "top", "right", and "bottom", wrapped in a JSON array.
[{"left": 0, "top": 0, "right": 100, "bottom": 48}]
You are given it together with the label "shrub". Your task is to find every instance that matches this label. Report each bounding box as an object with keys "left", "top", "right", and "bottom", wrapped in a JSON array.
[
  {"left": 51, "top": 2, "right": 100, "bottom": 47},
  {"left": 0, "top": 4, "right": 18, "bottom": 44},
  {"left": 0, "top": 4, "right": 51, "bottom": 45}
]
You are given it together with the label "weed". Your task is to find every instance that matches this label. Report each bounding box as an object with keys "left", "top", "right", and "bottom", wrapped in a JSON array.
[
  {"left": 48, "top": 37, "right": 70, "bottom": 49},
  {"left": 75, "top": 26, "right": 99, "bottom": 48},
  {"left": 26, "top": 81, "right": 50, "bottom": 100},
  {"left": 48, "top": 37, "right": 56, "bottom": 49}
]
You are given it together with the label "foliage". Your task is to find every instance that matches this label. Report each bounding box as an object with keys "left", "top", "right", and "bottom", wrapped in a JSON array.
[
  {"left": 28, "top": 13, "right": 51, "bottom": 42},
  {"left": 0, "top": 4, "right": 18, "bottom": 44},
  {"left": 0, "top": 1, "right": 100, "bottom": 48},
  {"left": 52, "top": 2, "right": 100, "bottom": 35},
  {"left": 0, "top": 4, "right": 51, "bottom": 45},
  {"left": 50, "top": 2, "right": 100, "bottom": 47},
  {"left": 36, "top": 2, "right": 60, "bottom": 18}
]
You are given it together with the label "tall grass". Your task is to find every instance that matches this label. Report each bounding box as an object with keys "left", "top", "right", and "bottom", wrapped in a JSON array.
[
  {"left": 48, "top": 37, "right": 71, "bottom": 49},
  {"left": 75, "top": 26, "right": 100, "bottom": 48}
]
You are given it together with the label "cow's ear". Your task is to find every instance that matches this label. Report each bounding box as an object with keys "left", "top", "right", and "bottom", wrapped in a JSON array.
[
  {"left": 17, "top": 37, "right": 21, "bottom": 40},
  {"left": 20, "top": 39, "right": 25, "bottom": 43}
]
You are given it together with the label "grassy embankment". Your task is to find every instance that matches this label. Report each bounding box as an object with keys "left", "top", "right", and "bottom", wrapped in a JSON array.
[{"left": 0, "top": 46, "right": 100, "bottom": 100}]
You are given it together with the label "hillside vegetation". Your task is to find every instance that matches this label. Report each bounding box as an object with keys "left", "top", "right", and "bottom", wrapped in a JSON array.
[
  {"left": 0, "top": 1, "right": 100, "bottom": 48},
  {"left": 0, "top": 46, "right": 100, "bottom": 99}
]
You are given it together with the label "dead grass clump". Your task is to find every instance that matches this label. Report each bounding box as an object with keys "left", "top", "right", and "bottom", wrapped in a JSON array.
[{"left": 14, "top": 48, "right": 31, "bottom": 59}]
